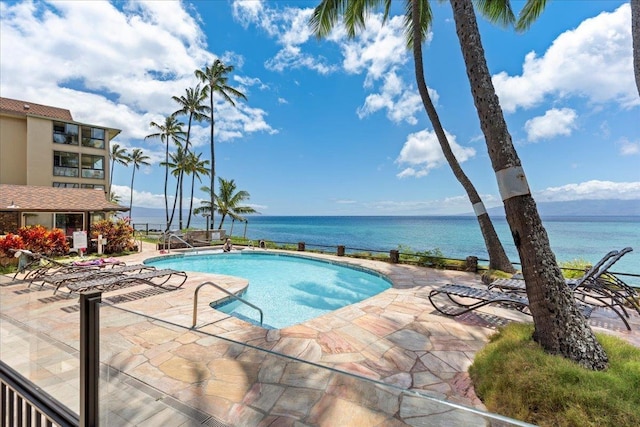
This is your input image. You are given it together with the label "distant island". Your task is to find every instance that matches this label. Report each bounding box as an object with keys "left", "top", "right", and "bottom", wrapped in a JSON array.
[
  {"left": 129, "top": 199, "right": 639, "bottom": 219},
  {"left": 481, "top": 199, "right": 640, "bottom": 217}
]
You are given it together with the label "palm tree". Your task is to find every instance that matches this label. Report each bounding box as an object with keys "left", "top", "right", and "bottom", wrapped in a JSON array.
[
  {"left": 171, "top": 85, "right": 210, "bottom": 153},
  {"left": 310, "top": 0, "right": 607, "bottom": 369},
  {"left": 109, "top": 143, "right": 130, "bottom": 196},
  {"left": 127, "top": 148, "right": 151, "bottom": 215},
  {"left": 163, "top": 145, "right": 188, "bottom": 230},
  {"left": 195, "top": 60, "right": 247, "bottom": 231},
  {"left": 633, "top": 0, "right": 640, "bottom": 96},
  {"left": 448, "top": 0, "right": 606, "bottom": 369},
  {"left": 310, "top": 0, "right": 514, "bottom": 273},
  {"left": 183, "top": 152, "right": 210, "bottom": 228},
  {"left": 145, "top": 116, "right": 186, "bottom": 230},
  {"left": 197, "top": 178, "right": 258, "bottom": 230}
]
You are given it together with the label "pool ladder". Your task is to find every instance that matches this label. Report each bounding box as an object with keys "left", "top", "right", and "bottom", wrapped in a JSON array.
[{"left": 192, "top": 281, "right": 264, "bottom": 328}]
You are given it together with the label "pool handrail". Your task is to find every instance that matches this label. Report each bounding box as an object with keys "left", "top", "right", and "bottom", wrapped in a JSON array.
[
  {"left": 160, "top": 231, "right": 194, "bottom": 253},
  {"left": 192, "top": 281, "right": 264, "bottom": 328}
]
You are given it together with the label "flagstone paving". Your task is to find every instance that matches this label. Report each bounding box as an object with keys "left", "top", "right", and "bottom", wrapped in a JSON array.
[{"left": 2, "top": 242, "right": 638, "bottom": 426}]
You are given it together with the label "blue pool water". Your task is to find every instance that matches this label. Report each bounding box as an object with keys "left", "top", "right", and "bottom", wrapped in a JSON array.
[{"left": 145, "top": 251, "right": 392, "bottom": 329}]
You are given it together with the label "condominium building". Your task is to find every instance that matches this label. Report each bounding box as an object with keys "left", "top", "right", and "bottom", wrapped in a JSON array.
[
  {"left": 0, "top": 97, "right": 120, "bottom": 191},
  {"left": 0, "top": 97, "right": 125, "bottom": 235}
]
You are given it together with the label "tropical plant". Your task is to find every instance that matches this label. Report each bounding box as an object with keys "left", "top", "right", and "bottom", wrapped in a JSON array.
[
  {"left": 311, "top": 0, "right": 514, "bottom": 273},
  {"left": 127, "top": 148, "right": 151, "bottom": 215},
  {"left": 0, "top": 233, "right": 25, "bottom": 258},
  {"left": 184, "top": 151, "right": 210, "bottom": 228},
  {"left": 109, "top": 143, "right": 130, "bottom": 196},
  {"left": 172, "top": 84, "right": 210, "bottom": 153},
  {"left": 195, "top": 178, "right": 258, "bottom": 230},
  {"left": 449, "top": 0, "right": 606, "bottom": 369},
  {"left": 17, "top": 225, "right": 69, "bottom": 256},
  {"left": 196, "top": 60, "right": 247, "bottom": 230},
  {"left": 310, "top": 0, "right": 607, "bottom": 369},
  {"left": 90, "top": 219, "right": 136, "bottom": 254},
  {"left": 145, "top": 115, "right": 186, "bottom": 230},
  {"left": 163, "top": 145, "right": 188, "bottom": 230}
]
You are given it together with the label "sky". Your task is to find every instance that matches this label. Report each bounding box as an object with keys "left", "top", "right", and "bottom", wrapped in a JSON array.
[{"left": 1, "top": 0, "right": 639, "bottom": 216}]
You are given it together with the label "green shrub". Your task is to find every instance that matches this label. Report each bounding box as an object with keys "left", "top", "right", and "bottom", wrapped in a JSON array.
[
  {"left": 560, "top": 258, "right": 591, "bottom": 279},
  {"left": 90, "top": 219, "right": 136, "bottom": 254}
]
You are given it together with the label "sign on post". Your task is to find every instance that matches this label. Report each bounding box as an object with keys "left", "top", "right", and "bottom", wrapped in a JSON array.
[{"left": 73, "top": 231, "right": 88, "bottom": 256}]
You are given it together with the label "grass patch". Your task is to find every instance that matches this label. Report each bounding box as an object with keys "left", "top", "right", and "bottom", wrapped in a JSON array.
[{"left": 469, "top": 323, "right": 640, "bottom": 427}]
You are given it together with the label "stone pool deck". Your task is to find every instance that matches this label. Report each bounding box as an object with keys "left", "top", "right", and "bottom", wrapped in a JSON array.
[{"left": 2, "top": 242, "right": 638, "bottom": 426}]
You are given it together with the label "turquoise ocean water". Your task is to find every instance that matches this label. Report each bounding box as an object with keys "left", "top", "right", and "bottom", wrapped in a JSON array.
[{"left": 131, "top": 215, "right": 640, "bottom": 280}]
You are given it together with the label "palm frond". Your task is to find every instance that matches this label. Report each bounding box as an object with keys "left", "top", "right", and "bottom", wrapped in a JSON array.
[
  {"left": 475, "top": 0, "right": 515, "bottom": 28},
  {"left": 515, "top": 0, "right": 548, "bottom": 32}
]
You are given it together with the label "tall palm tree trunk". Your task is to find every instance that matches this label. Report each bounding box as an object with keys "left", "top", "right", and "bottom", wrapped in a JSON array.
[
  {"left": 450, "top": 0, "right": 607, "bottom": 370},
  {"left": 411, "top": 0, "right": 514, "bottom": 273},
  {"left": 129, "top": 168, "right": 136, "bottom": 214},
  {"left": 209, "top": 96, "right": 216, "bottom": 230},
  {"left": 632, "top": 0, "right": 640, "bottom": 96},
  {"left": 167, "top": 176, "right": 180, "bottom": 232},
  {"left": 186, "top": 173, "right": 196, "bottom": 228},
  {"left": 164, "top": 143, "right": 170, "bottom": 229}
]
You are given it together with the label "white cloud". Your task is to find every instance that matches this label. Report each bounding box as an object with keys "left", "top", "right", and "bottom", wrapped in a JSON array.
[
  {"left": 524, "top": 108, "right": 578, "bottom": 142},
  {"left": 493, "top": 4, "right": 637, "bottom": 113},
  {"left": 395, "top": 129, "right": 476, "bottom": 178},
  {"left": 617, "top": 138, "right": 640, "bottom": 156},
  {"left": 0, "top": 0, "right": 275, "bottom": 161},
  {"left": 534, "top": 180, "right": 640, "bottom": 201},
  {"left": 357, "top": 71, "right": 425, "bottom": 125}
]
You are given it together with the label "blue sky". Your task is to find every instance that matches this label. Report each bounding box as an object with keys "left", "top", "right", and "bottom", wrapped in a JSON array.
[{"left": 1, "top": 0, "right": 638, "bottom": 216}]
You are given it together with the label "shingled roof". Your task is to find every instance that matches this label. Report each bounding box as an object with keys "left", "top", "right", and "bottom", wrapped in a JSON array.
[
  {"left": 0, "top": 184, "right": 128, "bottom": 212},
  {"left": 0, "top": 97, "right": 74, "bottom": 121}
]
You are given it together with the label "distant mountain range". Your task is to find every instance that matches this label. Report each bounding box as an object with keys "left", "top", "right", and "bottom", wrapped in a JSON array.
[
  {"left": 481, "top": 199, "right": 640, "bottom": 217},
  {"left": 129, "top": 199, "right": 640, "bottom": 219}
]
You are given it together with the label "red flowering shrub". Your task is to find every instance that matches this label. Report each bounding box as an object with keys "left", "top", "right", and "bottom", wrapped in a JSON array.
[
  {"left": 0, "top": 234, "right": 25, "bottom": 258},
  {"left": 91, "top": 219, "right": 136, "bottom": 254},
  {"left": 17, "top": 225, "right": 69, "bottom": 256}
]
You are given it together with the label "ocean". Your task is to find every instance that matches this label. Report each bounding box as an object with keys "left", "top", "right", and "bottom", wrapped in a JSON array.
[{"left": 130, "top": 215, "right": 640, "bottom": 280}]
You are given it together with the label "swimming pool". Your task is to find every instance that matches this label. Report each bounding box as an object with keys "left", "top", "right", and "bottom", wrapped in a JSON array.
[{"left": 145, "top": 251, "right": 392, "bottom": 329}]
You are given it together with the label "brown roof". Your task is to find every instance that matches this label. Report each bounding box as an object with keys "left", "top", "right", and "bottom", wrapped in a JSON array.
[
  {"left": 0, "top": 97, "right": 73, "bottom": 121},
  {"left": 0, "top": 184, "right": 128, "bottom": 212}
]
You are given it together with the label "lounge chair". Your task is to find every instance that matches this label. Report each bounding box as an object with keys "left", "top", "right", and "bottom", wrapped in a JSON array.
[
  {"left": 11, "top": 249, "right": 96, "bottom": 282},
  {"left": 428, "top": 284, "right": 594, "bottom": 320},
  {"left": 62, "top": 268, "right": 187, "bottom": 294},
  {"left": 487, "top": 247, "right": 637, "bottom": 329},
  {"left": 43, "top": 264, "right": 157, "bottom": 294},
  {"left": 488, "top": 248, "right": 623, "bottom": 292}
]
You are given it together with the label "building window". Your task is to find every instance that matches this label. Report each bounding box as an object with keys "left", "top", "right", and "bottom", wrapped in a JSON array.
[
  {"left": 81, "top": 154, "right": 105, "bottom": 179},
  {"left": 53, "top": 151, "right": 79, "bottom": 177},
  {"left": 54, "top": 213, "right": 84, "bottom": 237},
  {"left": 53, "top": 122, "right": 79, "bottom": 145},
  {"left": 81, "top": 184, "right": 105, "bottom": 190},
  {"left": 53, "top": 182, "right": 80, "bottom": 188},
  {"left": 82, "top": 127, "right": 105, "bottom": 149}
]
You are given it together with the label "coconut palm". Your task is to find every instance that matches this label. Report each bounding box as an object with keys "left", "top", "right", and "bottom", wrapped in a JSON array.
[
  {"left": 448, "top": 0, "right": 606, "bottom": 369},
  {"left": 633, "top": 0, "right": 640, "bottom": 96},
  {"left": 195, "top": 60, "right": 247, "bottom": 230},
  {"left": 310, "top": 1, "right": 514, "bottom": 273},
  {"left": 145, "top": 116, "right": 186, "bottom": 230},
  {"left": 163, "top": 145, "right": 188, "bottom": 230},
  {"left": 183, "top": 152, "right": 210, "bottom": 228},
  {"left": 196, "top": 178, "right": 258, "bottom": 230},
  {"left": 171, "top": 85, "right": 210, "bottom": 153},
  {"left": 109, "top": 143, "right": 130, "bottom": 196},
  {"left": 127, "top": 148, "right": 151, "bottom": 215},
  {"left": 310, "top": 0, "right": 607, "bottom": 369}
]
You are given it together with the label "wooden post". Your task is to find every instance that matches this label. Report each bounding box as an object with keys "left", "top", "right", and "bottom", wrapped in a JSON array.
[
  {"left": 465, "top": 256, "right": 478, "bottom": 272},
  {"left": 390, "top": 250, "right": 399, "bottom": 263},
  {"left": 297, "top": 242, "right": 305, "bottom": 251},
  {"left": 337, "top": 245, "right": 345, "bottom": 256}
]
